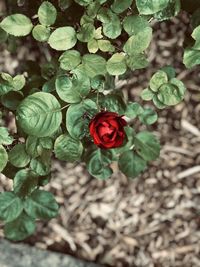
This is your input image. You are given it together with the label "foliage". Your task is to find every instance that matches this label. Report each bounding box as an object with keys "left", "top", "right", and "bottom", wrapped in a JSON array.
[{"left": 0, "top": 0, "right": 196, "bottom": 241}]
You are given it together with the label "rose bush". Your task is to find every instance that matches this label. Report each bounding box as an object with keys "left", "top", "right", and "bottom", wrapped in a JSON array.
[{"left": 0, "top": 0, "right": 198, "bottom": 241}]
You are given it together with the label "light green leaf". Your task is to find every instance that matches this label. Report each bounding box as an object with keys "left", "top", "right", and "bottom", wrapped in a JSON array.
[
  {"left": 154, "top": 0, "right": 181, "bottom": 21},
  {"left": 77, "top": 23, "right": 95, "bottom": 42},
  {"left": 54, "top": 134, "right": 83, "bottom": 162},
  {"left": 0, "top": 127, "right": 13, "bottom": 145},
  {"left": 106, "top": 53, "right": 127, "bottom": 76},
  {"left": 118, "top": 150, "right": 147, "bottom": 178},
  {"left": 134, "top": 131, "right": 160, "bottom": 161},
  {"left": 9, "top": 144, "right": 30, "bottom": 168},
  {"left": 16, "top": 92, "right": 62, "bottom": 137},
  {"left": 98, "top": 39, "right": 115, "bottom": 52},
  {"left": 141, "top": 88, "right": 154, "bottom": 101},
  {"left": 123, "top": 27, "right": 152, "bottom": 55},
  {"left": 87, "top": 39, "right": 99, "bottom": 53},
  {"left": 24, "top": 189, "right": 59, "bottom": 219},
  {"left": 126, "top": 53, "right": 149, "bottom": 70},
  {"left": 12, "top": 75, "right": 26, "bottom": 91},
  {"left": 59, "top": 50, "right": 81, "bottom": 71},
  {"left": 38, "top": 1, "right": 57, "bottom": 26},
  {"left": 183, "top": 48, "right": 200, "bottom": 68},
  {"left": 149, "top": 70, "right": 168, "bottom": 92},
  {"left": 32, "top": 24, "right": 50, "bottom": 42},
  {"left": 48, "top": 27, "right": 77, "bottom": 51},
  {"left": 4, "top": 212, "right": 36, "bottom": 241},
  {"left": 30, "top": 157, "right": 51, "bottom": 176},
  {"left": 123, "top": 15, "right": 150, "bottom": 36},
  {"left": 125, "top": 102, "right": 143, "bottom": 118},
  {"left": 136, "top": 0, "right": 170, "bottom": 15},
  {"left": 0, "top": 192, "right": 23, "bottom": 223},
  {"left": 139, "top": 108, "right": 158, "bottom": 125},
  {"left": 82, "top": 54, "right": 107, "bottom": 77},
  {"left": 0, "top": 14, "right": 33, "bottom": 36}
]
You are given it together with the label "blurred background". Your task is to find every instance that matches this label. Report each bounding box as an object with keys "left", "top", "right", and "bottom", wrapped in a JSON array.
[{"left": 0, "top": 2, "right": 200, "bottom": 266}]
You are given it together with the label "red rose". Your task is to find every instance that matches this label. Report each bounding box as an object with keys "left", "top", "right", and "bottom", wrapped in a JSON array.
[{"left": 89, "top": 111, "right": 127, "bottom": 149}]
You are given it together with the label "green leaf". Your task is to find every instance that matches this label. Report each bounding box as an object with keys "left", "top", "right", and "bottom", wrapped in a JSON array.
[
  {"left": 125, "top": 102, "right": 143, "bottom": 118},
  {"left": 99, "top": 93, "right": 126, "bottom": 114},
  {"left": 141, "top": 88, "right": 154, "bottom": 101},
  {"left": 12, "top": 75, "right": 26, "bottom": 91},
  {"left": 111, "top": 0, "right": 132, "bottom": 14},
  {"left": 0, "top": 192, "right": 23, "bottom": 223},
  {"left": 14, "top": 169, "right": 38, "bottom": 197},
  {"left": 98, "top": 40, "right": 115, "bottom": 52},
  {"left": 123, "top": 15, "right": 150, "bottom": 36},
  {"left": 87, "top": 39, "right": 99, "bottom": 53},
  {"left": 66, "top": 99, "right": 97, "bottom": 139},
  {"left": 56, "top": 68, "right": 90, "bottom": 103},
  {"left": 24, "top": 189, "right": 59, "bottom": 219},
  {"left": 91, "top": 75, "right": 105, "bottom": 91},
  {"left": 136, "top": 0, "right": 170, "bottom": 15},
  {"left": 26, "top": 136, "right": 40, "bottom": 158},
  {"left": 58, "top": 0, "right": 72, "bottom": 10},
  {"left": 42, "top": 77, "right": 56, "bottom": 93},
  {"left": 154, "top": 0, "right": 180, "bottom": 21},
  {"left": 82, "top": 54, "right": 107, "bottom": 77},
  {"left": 38, "top": 1, "right": 57, "bottom": 26},
  {"left": 77, "top": 23, "right": 95, "bottom": 42},
  {"left": 152, "top": 94, "right": 167, "bottom": 109},
  {"left": 183, "top": 48, "right": 200, "bottom": 68},
  {"left": 157, "top": 78, "right": 186, "bottom": 106},
  {"left": 126, "top": 53, "right": 149, "bottom": 70},
  {"left": 48, "top": 27, "right": 77, "bottom": 51},
  {"left": 0, "top": 127, "right": 13, "bottom": 145},
  {"left": 0, "top": 14, "right": 33, "bottom": 36},
  {"left": 4, "top": 212, "right": 36, "bottom": 241},
  {"left": 32, "top": 24, "right": 50, "bottom": 42},
  {"left": 149, "top": 70, "right": 168, "bottom": 92},
  {"left": 16, "top": 92, "right": 62, "bottom": 137},
  {"left": 54, "top": 134, "right": 83, "bottom": 162},
  {"left": 118, "top": 150, "right": 147, "bottom": 178},
  {"left": 123, "top": 27, "right": 152, "bottom": 55},
  {"left": 134, "top": 131, "right": 160, "bottom": 161},
  {"left": 86, "top": 149, "right": 113, "bottom": 179},
  {"left": 9, "top": 144, "right": 30, "bottom": 168},
  {"left": 59, "top": 50, "right": 81, "bottom": 71},
  {"left": 30, "top": 157, "right": 51, "bottom": 176},
  {"left": 0, "top": 28, "right": 8, "bottom": 43},
  {"left": 1, "top": 90, "right": 23, "bottom": 111},
  {"left": 106, "top": 53, "right": 127, "bottom": 76},
  {"left": 139, "top": 108, "right": 158, "bottom": 125}
]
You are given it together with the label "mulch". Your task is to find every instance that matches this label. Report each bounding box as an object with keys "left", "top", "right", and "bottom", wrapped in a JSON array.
[{"left": 1, "top": 12, "right": 200, "bottom": 267}]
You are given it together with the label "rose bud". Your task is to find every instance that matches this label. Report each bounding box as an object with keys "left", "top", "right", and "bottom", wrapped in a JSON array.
[{"left": 89, "top": 111, "right": 127, "bottom": 149}]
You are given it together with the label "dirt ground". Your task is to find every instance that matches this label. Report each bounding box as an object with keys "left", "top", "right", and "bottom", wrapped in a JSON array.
[{"left": 1, "top": 12, "right": 200, "bottom": 267}]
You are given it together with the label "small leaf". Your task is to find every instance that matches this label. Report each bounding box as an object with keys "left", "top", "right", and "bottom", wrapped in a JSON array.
[
  {"left": 16, "top": 92, "right": 62, "bottom": 137},
  {"left": 118, "top": 150, "right": 147, "bottom": 178},
  {"left": 126, "top": 53, "right": 149, "bottom": 70},
  {"left": 149, "top": 70, "right": 168, "bottom": 92},
  {"left": 86, "top": 149, "right": 113, "bottom": 179},
  {"left": 32, "top": 24, "right": 50, "bottom": 42},
  {"left": 123, "top": 15, "right": 150, "bottom": 36},
  {"left": 24, "top": 189, "right": 59, "bottom": 219},
  {"left": 0, "top": 192, "right": 23, "bottom": 223},
  {"left": 106, "top": 53, "right": 127, "bottom": 76},
  {"left": 0, "top": 14, "right": 33, "bottom": 36},
  {"left": 98, "top": 39, "right": 115, "bottom": 52},
  {"left": 48, "top": 27, "right": 77, "bottom": 51},
  {"left": 66, "top": 99, "right": 97, "bottom": 139},
  {"left": 77, "top": 23, "right": 95, "bottom": 42},
  {"left": 134, "top": 131, "right": 160, "bottom": 161},
  {"left": 87, "top": 39, "right": 99, "bottom": 53},
  {"left": 139, "top": 108, "right": 158, "bottom": 125},
  {"left": 38, "top": 1, "right": 57, "bottom": 26},
  {"left": 141, "top": 88, "right": 154, "bottom": 101},
  {"left": 0, "top": 127, "right": 13, "bottom": 145},
  {"left": 9, "top": 144, "right": 30, "bottom": 168},
  {"left": 59, "top": 50, "right": 81, "bottom": 71},
  {"left": 123, "top": 27, "right": 152, "bottom": 55},
  {"left": 136, "top": 0, "right": 170, "bottom": 15},
  {"left": 56, "top": 67, "right": 90, "bottom": 103},
  {"left": 82, "top": 54, "right": 106, "bottom": 77},
  {"left": 14, "top": 169, "right": 38, "bottom": 197},
  {"left": 54, "top": 134, "right": 83, "bottom": 162},
  {"left": 111, "top": 0, "right": 132, "bottom": 14},
  {"left": 125, "top": 102, "right": 143, "bottom": 118},
  {"left": 4, "top": 212, "right": 36, "bottom": 241}
]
